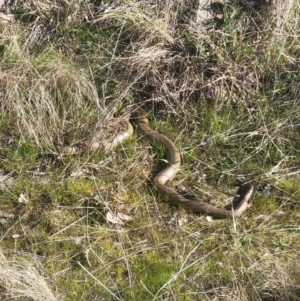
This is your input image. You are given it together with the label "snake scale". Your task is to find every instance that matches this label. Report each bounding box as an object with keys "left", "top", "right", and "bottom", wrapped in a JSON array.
[{"left": 62, "top": 108, "right": 253, "bottom": 218}]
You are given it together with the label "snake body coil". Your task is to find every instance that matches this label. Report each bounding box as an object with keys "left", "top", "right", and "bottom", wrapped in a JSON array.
[{"left": 131, "top": 108, "right": 253, "bottom": 218}]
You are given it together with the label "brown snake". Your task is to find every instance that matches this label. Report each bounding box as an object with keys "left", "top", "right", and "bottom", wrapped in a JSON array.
[
  {"left": 130, "top": 108, "right": 253, "bottom": 218},
  {"left": 62, "top": 108, "right": 253, "bottom": 218}
]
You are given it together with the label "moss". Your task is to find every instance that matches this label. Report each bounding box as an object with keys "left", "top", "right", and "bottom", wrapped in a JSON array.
[{"left": 127, "top": 253, "right": 175, "bottom": 299}]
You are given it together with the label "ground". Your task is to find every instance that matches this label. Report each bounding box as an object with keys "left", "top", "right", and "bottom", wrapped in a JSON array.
[{"left": 0, "top": 1, "right": 299, "bottom": 300}]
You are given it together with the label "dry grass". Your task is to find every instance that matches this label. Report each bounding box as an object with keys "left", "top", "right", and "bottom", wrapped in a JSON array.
[
  {"left": 0, "top": 251, "right": 59, "bottom": 301},
  {"left": 0, "top": 0, "right": 300, "bottom": 300}
]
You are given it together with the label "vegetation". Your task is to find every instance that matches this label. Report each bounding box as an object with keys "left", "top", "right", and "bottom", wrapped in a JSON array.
[{"left": 0, "top": 0, "right": 299, "bottom": 300}]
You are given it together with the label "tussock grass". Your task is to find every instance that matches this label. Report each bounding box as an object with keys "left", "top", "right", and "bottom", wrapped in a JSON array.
[
  {"left": 0, "top": 251, "right": 59, "bottom": 301},
  {"left": 0, "top": 0, "right": 300, "bottom": 300}
]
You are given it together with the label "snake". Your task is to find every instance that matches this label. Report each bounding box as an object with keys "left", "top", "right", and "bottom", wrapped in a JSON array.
[
  {"left": 61, "top": 108, "right": 253, "bottom": 218},
  {"left": 130, "top": 108, "right": 253, "bottom": 218}
]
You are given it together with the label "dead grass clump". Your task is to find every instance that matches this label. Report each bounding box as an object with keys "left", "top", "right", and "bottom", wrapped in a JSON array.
[
  {"left": 0, "top": 251, "right": 60, "bottom": 301},
  {"left": 0, "top": 41, "right": 101, "bottom": 146}
]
